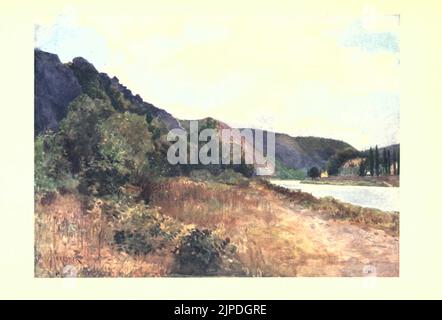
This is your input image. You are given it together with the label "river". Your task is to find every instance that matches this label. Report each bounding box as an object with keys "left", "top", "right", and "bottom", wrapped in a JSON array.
[{"left": 270, "top": 180, "right": 399, "bottom": 212}]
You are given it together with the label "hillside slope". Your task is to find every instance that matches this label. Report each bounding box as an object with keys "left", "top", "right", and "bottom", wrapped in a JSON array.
[
  {"left": 35, "top": 49, "right": 356, "bottom": 174},
  {"left": 35, "top": 49, "right": 180, "bottom": 134},
  {"left": 276, "top": 135, "right": 355, "bottom": 171}
]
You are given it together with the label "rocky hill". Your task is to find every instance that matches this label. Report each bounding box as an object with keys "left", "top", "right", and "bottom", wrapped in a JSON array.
[
  {"left": 35, "top": 49, "right": 180, "bottom": 134},
  {"left": 35, "top": 49, "right": 356, "bottom": 175}
]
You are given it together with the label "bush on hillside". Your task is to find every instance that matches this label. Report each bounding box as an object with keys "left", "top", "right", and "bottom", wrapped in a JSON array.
[{"left": 35, "top": 132, "right": 76, "bottom": 194}]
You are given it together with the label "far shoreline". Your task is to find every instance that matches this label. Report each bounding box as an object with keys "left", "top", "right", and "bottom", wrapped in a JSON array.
[{"left": 300, "top": 176, "right": 399, "bottom": 187}]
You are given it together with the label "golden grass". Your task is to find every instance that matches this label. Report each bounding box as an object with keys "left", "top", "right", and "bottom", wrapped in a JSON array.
[
  {"left": 149, "top": 178, "right": 272, "bottom": 230},
  {"left": 35, "top": 193, "right": 177, "bottom": 277},
  {"left": 149, "top": 177, "right": 399, "bottom": 276},
  {"left": 35, "top": 177, "right": 399, "bottom": 277}
]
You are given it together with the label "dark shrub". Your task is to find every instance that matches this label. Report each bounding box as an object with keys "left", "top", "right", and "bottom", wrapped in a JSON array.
[
  {"left": 307, "top": 166, "right": 320, "bottom": 179},
  {"left": 113, "top": 230, "right": 154, "bottom": 255},
  {"left": 174, "top": 229, "right": 233, "bottom": 276},
  {"left": 112, "top": 207, "right": 181, "bottom": 256},
  {"left": 40, "top": 191, "right": 57, "bottom": 205}
]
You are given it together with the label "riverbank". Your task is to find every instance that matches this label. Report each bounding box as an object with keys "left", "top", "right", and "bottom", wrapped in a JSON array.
[
  {"left": 35, "top": 177, "right": 399, "bottom": 277},
  {"left": 270, "top": 179, "right": 399, "bottom": 211},
  {"left": 301, "top": 175, "right": 400, "bottom": 187}
]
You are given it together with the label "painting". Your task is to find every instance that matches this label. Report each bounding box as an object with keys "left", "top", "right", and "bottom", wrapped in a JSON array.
[{"left": 34, "top": 6, "right": 399, "bottom": 277}]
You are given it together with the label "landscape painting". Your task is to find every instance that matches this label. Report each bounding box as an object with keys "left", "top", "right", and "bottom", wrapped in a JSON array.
[{"left": 34, "top": 9, "right": 399, "bottom": 277}]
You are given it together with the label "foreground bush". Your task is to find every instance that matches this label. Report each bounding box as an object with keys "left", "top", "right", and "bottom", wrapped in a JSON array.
[
  {"left": 174, "top": 228, "right": 241, "bottom": 276},
  {"left": 112, "top": 205, "right": 182, "bottom": 255}
]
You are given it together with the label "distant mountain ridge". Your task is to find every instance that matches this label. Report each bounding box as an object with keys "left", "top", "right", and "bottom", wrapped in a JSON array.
[
  {"left": 275, "top": 134, "right": 355, "bottom": 171},
  {"left": 35, "top": 49, "right": 356, "bottom": 172}
]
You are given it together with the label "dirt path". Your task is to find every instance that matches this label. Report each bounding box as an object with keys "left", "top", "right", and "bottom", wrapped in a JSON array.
[
  {"left": 277, "top": 204, "right": 399, "bottom": 276},
  {"left": 227, "top": 186, "right": 399, "bottom": 277},
  {"left": 150, "top": 178, "right": 399, "bottom": 277}
]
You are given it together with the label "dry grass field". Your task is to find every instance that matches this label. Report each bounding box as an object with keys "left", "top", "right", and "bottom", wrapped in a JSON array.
[
  {"left": 152, "top": 178, "right": 399, "bottom": 276},
  {"left": 35, "top": 178, "right": 399, "bottom": 277}
]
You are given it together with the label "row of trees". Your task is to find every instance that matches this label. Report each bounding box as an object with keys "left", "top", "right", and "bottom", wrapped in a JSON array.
[{"left": 359, "top": 145, "right": 400, "bottom": 177}]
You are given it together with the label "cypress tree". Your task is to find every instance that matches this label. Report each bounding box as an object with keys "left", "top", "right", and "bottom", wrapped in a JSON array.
[
  {"left": 368, "top": 147, "right": 374, "bottom": 176},
  {"left": 387, "top": 150, "right": 391, "bottom": 175},
  {"left": 392, "top": 149, "right": 397, "bottom": 175},
  {"left": 375, "top": 145, "right": 380, "bottom": 176},
  {"left": 359, "top": 159, "right": 366, "bottom": 176},
  {"left": 382, "top": 149, "right": 387, "bottom": 175}
]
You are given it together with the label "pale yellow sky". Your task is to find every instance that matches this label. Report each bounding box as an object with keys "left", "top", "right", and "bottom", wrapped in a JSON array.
[{"left": 35, "top": 1, "right": 399, "bottom": 150}]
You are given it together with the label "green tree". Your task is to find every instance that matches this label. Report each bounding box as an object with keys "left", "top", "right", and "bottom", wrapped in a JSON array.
[
  {"left": 386, "top": 150, "right": 391, "bottom": 175},
  {"left": 59, "top": 95, "right": 113, "bottom": 173},
  {"left": 80, "top": 112, "right": 154, "bottom": 195},
  {"left": 382, "top": 149, "right": 387, "bottom": 175},
  {"left": 34, "top": 132, "right": 75, "bottom": 193},
  {"left": 368, "top": 147, "right": 374, "bottom": 176},
  {"left": 326, "top": 148, "right": 360, "bottom": 176},
  {"left": 392, "top": 150, "right": 397, "bottom": 175},
  {"left": 375, "top": 145, "right": 380, "bottom": 176},
  {"left": 99, "top": 112, "right": 153, "bottom": 178},
  {"left": 145, "top": 110, "right": 153, "bottom": 125},
  {"left": 308, "top": 166, "right": 320, "bottom": 179},
  {"left": 358, "top": 159, "right": 366, "bottom": 176}
]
